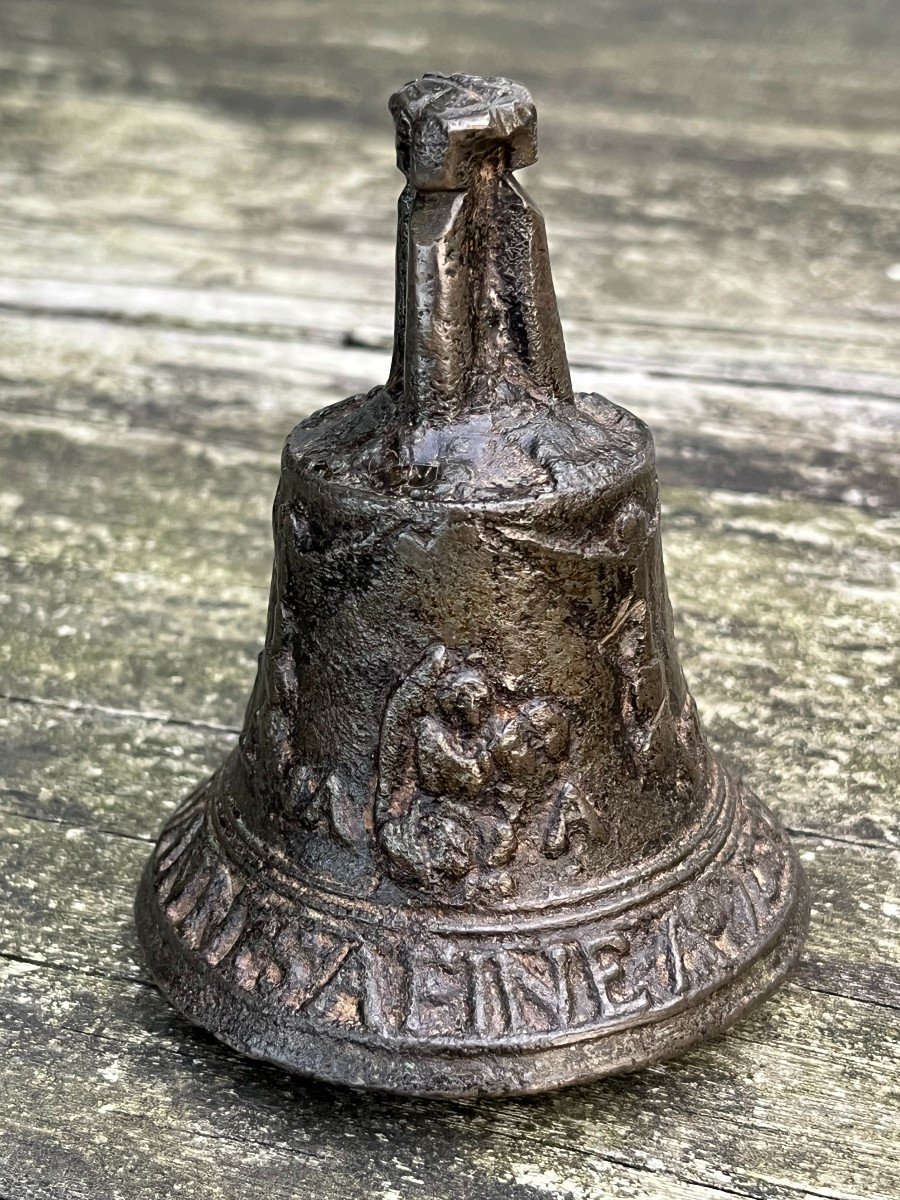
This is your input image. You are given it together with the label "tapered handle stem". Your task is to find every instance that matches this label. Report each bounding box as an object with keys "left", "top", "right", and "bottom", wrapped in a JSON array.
[{"left": 387, "top": 74, "right": 573, "bottom": 425}]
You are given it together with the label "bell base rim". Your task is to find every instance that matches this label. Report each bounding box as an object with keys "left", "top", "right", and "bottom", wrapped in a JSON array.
[
  {"left": 135, "top": 778, "right": 809, "bottom": 1098},
  {"left": 136, "top": 867, "right": 808, "bottom": 1098}
]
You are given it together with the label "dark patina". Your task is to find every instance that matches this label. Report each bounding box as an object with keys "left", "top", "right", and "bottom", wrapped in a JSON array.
[{"left": 135, "top": 73, "right": 809, "bottom": 1097}]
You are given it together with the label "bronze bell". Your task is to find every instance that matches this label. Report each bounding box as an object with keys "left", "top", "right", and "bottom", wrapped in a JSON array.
[{"left": 135, "top": 74, "right": 809, "bottom": 1097}]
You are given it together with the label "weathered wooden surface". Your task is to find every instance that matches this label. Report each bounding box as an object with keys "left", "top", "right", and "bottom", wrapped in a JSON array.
[{"left": 0, "top": 0, "right": 897, "bottom": 1197}]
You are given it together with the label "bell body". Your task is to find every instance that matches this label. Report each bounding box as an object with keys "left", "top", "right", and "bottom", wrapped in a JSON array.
[{"left": 136, "top": 74, "right": 808, "bottom": 1096}]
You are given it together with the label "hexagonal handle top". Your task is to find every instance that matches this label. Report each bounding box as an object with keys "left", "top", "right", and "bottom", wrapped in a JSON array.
[{"left": 389, "top": 73, "right": 538, "bottom": 190}]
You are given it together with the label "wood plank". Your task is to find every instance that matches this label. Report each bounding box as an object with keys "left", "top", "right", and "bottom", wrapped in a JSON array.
[
  {"left": 1, "top": 690, "right": 894, "bottom": 1199},
  {"left": 0, "top": 960, "right": 771, "bottom": 1200},
  {"left": 0, "top": 700, "right": 234, "bottom": 838},
  {"left": 1, "top": 799, "right": 897, "bottom": 1003},
  {"left": 2, "top": 623, "right": 894, "bottom": 852},
  {"left": 0, "top": 925, "right": 896, "bottom": 1200},
  {"left": 0, "top": 0, "right": 897, "bottom": 363},
  {"left": 1, "top": 413, "right": 895, "bottom": 845},
  {"left": 1, "top": 309, "right": 898, "bottom": 512},
  {"left": 1, "top": 281, "right": 895, "bottom": 1199},
  {"left": 0, "top": 2, "right": 897, "bottom": 1195},
  {"left": 2, "top": 276, "right": 898, "bottom": 398},
  {"left": 5, "top": 700, "right": 897, "bottom": 1190}
]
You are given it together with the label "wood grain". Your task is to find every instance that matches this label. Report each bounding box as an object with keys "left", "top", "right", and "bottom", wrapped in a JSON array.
[{"left": 0, "top": 0, "right": 897, "bottom": 1196}]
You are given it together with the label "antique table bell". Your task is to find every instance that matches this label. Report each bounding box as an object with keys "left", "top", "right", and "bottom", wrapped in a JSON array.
[{"left": 136, "top": 74, "right": 809, "bottom": 1097}]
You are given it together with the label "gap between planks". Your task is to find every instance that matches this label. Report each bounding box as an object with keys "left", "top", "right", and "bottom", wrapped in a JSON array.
[
  {"left": 1, "top": 790, "right": 891, "bottom": 862},
  {"left": 0, "top": 690, "right": 241, "bottom": 736},
  {"left": 0, "top": 277, "right": 897, "bottom": 401},
  {"left": 0, "top": 690, "right": 895, "bottom": 855}
]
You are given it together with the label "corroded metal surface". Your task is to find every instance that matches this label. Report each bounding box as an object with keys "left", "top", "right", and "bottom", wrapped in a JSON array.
[{"left": 135, "top": 73, "right": 809, "bottom": 1097}]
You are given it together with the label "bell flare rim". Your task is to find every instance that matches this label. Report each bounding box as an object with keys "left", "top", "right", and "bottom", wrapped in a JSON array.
[
  {"left": 135, "top": 778, "right": 809, "bottom": 1098},
  {"left": 137, "top": 881, "right": 808, "bottom": 1099}
]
